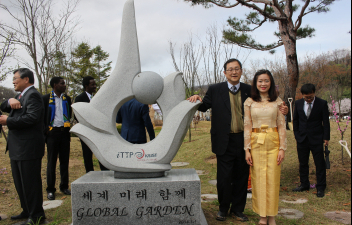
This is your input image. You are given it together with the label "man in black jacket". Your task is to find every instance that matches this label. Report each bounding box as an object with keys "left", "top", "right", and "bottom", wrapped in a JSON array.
[
  {"left": 0, "top": 68, "right": 46, "bottom": 225},
  {"left": 75, "top": 76, "right": 108, "bottom": 172},
  {"left": 189, "top": 59, "right": 288, "bottom": 222},
  {"left": 293, "top": 84, "right": 330, "bottom": 198},
  {"left": 43, "top": 77, "right": 72, "bottom": 200}
]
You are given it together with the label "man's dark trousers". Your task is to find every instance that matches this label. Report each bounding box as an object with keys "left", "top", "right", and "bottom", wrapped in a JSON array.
[
  {"left": 297, "top": 138, "right": 326, "bottom": 191},
  {"left": 81, "top": 140, "right": 108, "bottom": 173},
  {"left": 217, "top": 132, "right": 249, "bottom": 213},
  {"left": 11, "top": 159, "right": 44, "bottom": 218},
  {"left": 46, "top": 128, "right": 70, "bottom": 192}
]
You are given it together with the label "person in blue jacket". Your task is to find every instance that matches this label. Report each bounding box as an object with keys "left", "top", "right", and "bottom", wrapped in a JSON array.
[{"left": 116, "top": 98, "right": 155, "bottom": 144}]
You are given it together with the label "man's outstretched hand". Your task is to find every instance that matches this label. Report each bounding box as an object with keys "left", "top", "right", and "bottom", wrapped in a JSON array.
[{"left": 187, "top": 95, "right": 202, "bottom": 103}]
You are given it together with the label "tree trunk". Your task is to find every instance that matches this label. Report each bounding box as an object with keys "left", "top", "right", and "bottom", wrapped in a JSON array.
[{"left": 280, "top": 20, "right": 299, "bottom": 125}]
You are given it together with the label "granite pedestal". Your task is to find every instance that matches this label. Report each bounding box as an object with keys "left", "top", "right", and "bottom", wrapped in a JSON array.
[{"left": 71, "top": 169, "right": 206, "bottom": 225}]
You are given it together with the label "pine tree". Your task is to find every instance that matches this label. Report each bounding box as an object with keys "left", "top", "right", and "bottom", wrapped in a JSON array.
[
  {"left": 93, "top": 45, "right": 112, "bottom": 90},
  {"left": 183, "top": 0, "right": 336, "bottom": 121},
  {"left": 70, "top": 42, "right": 96, "bottom": 96},
  {"left": 70, "top": 42, "right": 112, "bottom": 97}
]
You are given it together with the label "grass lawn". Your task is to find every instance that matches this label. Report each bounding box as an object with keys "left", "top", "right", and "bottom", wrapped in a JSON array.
[{"left": 0, "top": 121, "right": 351, "bottom": 225}]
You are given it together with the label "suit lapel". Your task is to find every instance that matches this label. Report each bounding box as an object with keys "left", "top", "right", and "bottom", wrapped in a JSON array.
[
  {"left": 219, "top": 82, "right": 231, "bottom": 112},
  {"left": 240, "top": 83, "right": 249, "bottom": 116},
  {"left": 85, "top": 92, "right": 90, "bottom": 103},
  {"left": 240, "top": 84, "right": 248, "bottom": 105},
  {"left": 298, "top": 99, "right": 308, "bottom": 120},
  {"left": 308, "top": 98, "right": 319, "bottom": 120}
]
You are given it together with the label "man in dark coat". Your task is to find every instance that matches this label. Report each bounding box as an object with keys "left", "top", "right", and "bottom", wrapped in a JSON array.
[
  {"left": 293, "top": 83, "right": 330, "bottom": 198},
  {"left": 43, "top": 77, "right": 72, "bottom": 200},
  {"left": 75, "top": 76, "right": 108, "bottom": 172},
  {"left": 0, "top": 68, "right": 46, "bottom": 225},
  {"left": 116, "top": 98, "right": 155, "bottom": 144},
  {"left": 188, "top": 59, "right": 288, "bottom": 222}
]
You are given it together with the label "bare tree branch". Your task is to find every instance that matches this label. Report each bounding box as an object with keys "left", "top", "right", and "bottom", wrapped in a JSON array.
[
  {"left": 237, "top": 0, "right": 287, "bottom": 20},
  {"left": 295, "top": 0, "right": 311, "bottom": 30},
  {"left": 0, "top": 0, "right": 80, "bottom": 93}
]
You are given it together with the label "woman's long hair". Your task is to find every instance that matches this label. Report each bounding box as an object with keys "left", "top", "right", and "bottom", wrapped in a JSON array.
[{"left": 251, "top": 69, "right": 278, "bottom": 102}]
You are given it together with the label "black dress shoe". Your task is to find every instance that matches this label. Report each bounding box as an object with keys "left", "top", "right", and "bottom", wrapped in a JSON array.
[
  {"left": 11, "top": 213, "right": 29, "bottom": 220},
  {"left": 317, "top": 190, "right": 325, "bottom": 198},
  {"left": 216, "top": 211, "right": 227, "bottom": 221},
  {"left": 60, "top": 189, "right": 71, "bottom": 195},
  {"left": 231, "top": 211, "right": 249, "bottom": 222},
  {"left": 21, "top": 217, "right": 45, "bottom": 225},
  {"left": 47, "top": 192, "right": 55, "bottom": 200},
  {"left": 292, "top": 185, "right": 310, "bottom": 192}
]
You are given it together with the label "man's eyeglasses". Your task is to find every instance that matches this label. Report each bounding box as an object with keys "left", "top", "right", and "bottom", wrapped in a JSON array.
[
  {"left": 303, "top": 96, "right": 315, "bottom": 100},
  {"left": 226, "top": 68, "right": 241, "bottom": 72},
  {"left": 13, "top": 77, "right": 21, "bottom": 81}
]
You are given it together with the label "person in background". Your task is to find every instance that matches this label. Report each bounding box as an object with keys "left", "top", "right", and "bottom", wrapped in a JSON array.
[
  {"left": 0, "top": 68, "right": 46, "bottom": 225},
  {"left": 43, "top": 77, "right": 72, "bottom": 200},
  {"left": 244, "top": 69, "right": 287, "bottom": 225},
  {"left": 75, "top": 76, "right": 108, "bottom": 172},
  {"left": 116, "top": 98, "right": 155, "bottom": 144},
  {"left": 292, "top": 83, "right": 330, "bottom": 198}
]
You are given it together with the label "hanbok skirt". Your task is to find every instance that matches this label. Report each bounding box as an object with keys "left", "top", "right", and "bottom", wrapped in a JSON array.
[{"left": 250, "top": 131, "right": 281, "bottom": 217}]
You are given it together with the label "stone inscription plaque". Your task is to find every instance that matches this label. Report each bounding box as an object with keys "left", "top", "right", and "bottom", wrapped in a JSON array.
[{"left": 71, "top": 169, "right": 201, "bottom": 225}]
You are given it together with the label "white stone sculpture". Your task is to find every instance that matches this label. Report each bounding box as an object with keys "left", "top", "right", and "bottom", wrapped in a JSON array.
[{"left": 70, "top": 0, "right": 201, "bottom": 178}]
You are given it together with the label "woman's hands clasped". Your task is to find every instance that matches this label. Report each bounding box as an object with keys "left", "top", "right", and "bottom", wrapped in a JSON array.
[
  {"left": 246, "top": 149, "right": 285, "bottom": 166},
  {"left": 245, "top": 150, "right": 253, "bottom": 166}
]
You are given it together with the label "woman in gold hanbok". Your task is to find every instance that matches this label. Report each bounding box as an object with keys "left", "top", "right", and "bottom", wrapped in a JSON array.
[{"left": 244, "top": 70, "right": 287, "bottom": 225}]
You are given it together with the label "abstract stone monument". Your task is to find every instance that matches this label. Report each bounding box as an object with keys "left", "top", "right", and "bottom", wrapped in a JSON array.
[
  {"left": 70, "top": 0, "right": 206, "bottom": 224},
  {"left": 70, "top": 0, "right": 201, "bottom": 179}
]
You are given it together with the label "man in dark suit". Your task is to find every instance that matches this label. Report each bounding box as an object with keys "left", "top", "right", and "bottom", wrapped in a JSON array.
[
  {"left": 75, "top": 76, "right": 108, "bottom": 172},
  {"left": 0, "top": 68, "right": 46, "bottom": 225},
  {"left": 293, "top": 84, "right": 330, "bottom": 198},
  {"left": 116, "top": 98, "right": 155, "bottom": 144},
  {"left": 188, "top": 59, "right": 288, "bottom": 222},
  {"left": 43, "top": 77, "right": 72, "bottom": 200}
]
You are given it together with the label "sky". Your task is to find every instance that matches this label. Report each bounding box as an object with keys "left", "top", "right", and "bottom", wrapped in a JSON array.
[{"left": 1, "top": 0, "right": 351, "bottom": 88}]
